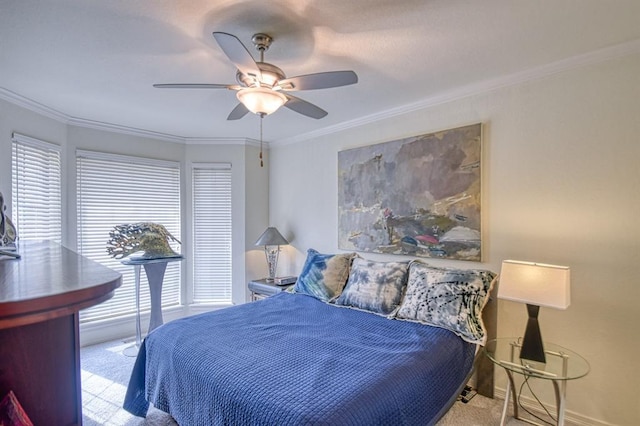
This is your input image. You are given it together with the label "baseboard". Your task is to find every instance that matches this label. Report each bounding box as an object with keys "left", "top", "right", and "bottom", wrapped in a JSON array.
[{"left": 494, "top": 387, "right": 616, "bottom": 426}]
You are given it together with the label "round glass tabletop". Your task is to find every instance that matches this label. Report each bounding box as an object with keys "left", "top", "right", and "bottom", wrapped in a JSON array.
[{"left": 484, "top": 337, "right": 590, "bottom": 380}]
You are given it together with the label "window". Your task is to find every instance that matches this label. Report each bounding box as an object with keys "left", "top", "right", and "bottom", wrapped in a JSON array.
[
  {"left": 77, "top": 150, "right": 181, "bottom": 324},
  {"left": 192, "top": 163, "right": 232, "bottom": 303},
  {"left": 11, "top": 133, "right": 62, "bottom": 243}
]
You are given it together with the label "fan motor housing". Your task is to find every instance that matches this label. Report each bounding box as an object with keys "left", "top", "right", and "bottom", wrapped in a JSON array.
[
  {"left": 251, "top": 33, "right": 272, "bottom": 51},
  {"left": 236, "top": 62, "right": 286, "bottom": 89}
]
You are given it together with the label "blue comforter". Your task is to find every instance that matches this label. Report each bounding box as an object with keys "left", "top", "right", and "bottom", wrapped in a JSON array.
[{"left": 124, "top": 292, "right": 475, "bottom": 425}]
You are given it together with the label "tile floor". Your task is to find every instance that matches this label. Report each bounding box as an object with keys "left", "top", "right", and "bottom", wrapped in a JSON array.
[{"left": 81, "top": 340, "right": 142, "bottom": 425}]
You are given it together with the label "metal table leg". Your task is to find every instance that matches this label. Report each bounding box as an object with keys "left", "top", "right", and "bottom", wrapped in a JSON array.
[
  {"left": 501, "top": 368, "right": 521, "bottom": 425},
  {"left": 503, "top": 370, "right": 566, "bottom": 426},
  {"left": 552, "top": 379, "right": 565, "bottom": 426}
]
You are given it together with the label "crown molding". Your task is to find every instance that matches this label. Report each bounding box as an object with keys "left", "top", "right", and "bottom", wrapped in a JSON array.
[
  {"left": 67, "top": 116, "right": 186, "bottom": 143},
  {"left": 0, "top": 88, "right": 261, "bottom": 146},
  {"left": 185, "top": 137, "right": 261, "bottom": 146},
  {"left": 0, "top": 87, "right": 69, "bottom": 122},
  {"left": 274, "top": 38, "right": 640, "bottom": 146},
  {"left": 242, "top": 137, "right": 265, "bottom": 148},
  {"left": 3, "top": 39, "right": 639, "bottom": 147},
  {"left": 70, "top": 118, "right": 264, "bottom": 146}
]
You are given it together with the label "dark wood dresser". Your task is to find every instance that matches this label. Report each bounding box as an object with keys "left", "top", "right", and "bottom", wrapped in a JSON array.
[{"left": 0, "top": 241, "right": 121, "bottom": 425}]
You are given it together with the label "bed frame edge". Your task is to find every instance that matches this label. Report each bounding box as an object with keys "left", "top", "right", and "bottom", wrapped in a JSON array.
[{"left": 474, "top": 278, "right": 498, "bottom": 398}]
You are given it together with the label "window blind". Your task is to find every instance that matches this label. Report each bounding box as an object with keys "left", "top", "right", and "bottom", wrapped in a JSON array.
[
  {"left": 192, "top": 163, "right": 232, "bottom": 303},
  {"left": 77, "top": 150, "right": 181, "bottom": 324},
  {"left": 11, "top": 133, "right": 62, "bottom": 243}
]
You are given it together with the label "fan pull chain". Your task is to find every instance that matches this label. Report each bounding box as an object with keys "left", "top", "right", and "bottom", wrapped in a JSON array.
[{"left": 259, "top": 113, "right": 264, "bottom": 167}]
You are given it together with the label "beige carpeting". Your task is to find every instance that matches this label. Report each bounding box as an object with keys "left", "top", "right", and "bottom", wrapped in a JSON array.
[
  {"left": 81, "top": 339, "right": 528, "bottom": 425},
  {"left": 438, "top": 395, "right": 528, "bottom": 425}
]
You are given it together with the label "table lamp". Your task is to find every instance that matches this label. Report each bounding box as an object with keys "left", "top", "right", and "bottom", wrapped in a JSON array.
[
  {"left": 254, "top": 227, "right": 288, "bottom": 282},
  {"left": 498, "top": 260, "right": 571, "bottom": 363}
]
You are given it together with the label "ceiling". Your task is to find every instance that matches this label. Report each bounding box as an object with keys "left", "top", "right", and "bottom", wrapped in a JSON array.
[{"left": 1, "top": 0, "right": 639, "bottom": 143}]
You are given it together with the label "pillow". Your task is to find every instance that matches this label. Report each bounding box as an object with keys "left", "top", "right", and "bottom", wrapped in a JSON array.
[
  {"left": 293, "top": 249, "right": 356, "bottom": 301},
  {"left": 334, "top": 258, "right": 409, "bottom": 315},
  {"left": 395, "top": 261, "right": 496, "bottom": 345}
]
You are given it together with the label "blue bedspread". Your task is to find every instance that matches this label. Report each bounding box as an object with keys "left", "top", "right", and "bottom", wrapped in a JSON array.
[{"left": 124, "top": 292, "right": 476, "bottom": 425}]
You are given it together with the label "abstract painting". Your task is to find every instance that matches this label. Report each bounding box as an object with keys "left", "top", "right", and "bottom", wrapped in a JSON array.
[{"left": 338, "top": 123, "right": 482, "bottom": 261}]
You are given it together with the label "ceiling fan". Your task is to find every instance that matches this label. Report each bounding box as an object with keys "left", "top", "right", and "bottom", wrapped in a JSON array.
[{"left": 154, "top": 32, "right": 358, "bottom": 120}]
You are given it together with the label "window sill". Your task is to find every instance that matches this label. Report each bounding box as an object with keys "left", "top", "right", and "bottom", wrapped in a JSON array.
[
  {"left": 79, "top": 303, "right": 237, "bottom": 347},
  {"left": 80, "top": 305, "right": 184, "bottom": 347}
]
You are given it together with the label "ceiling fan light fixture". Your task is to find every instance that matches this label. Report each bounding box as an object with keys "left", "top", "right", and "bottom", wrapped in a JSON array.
[
  {"left": 236, "top": 87, "right": 286, "bottom": 115},
  {"left": 155, "top": 32, "right": 357, "bottom": 121}
]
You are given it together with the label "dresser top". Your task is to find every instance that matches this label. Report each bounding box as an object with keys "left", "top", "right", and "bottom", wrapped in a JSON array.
[{"left": 0, "top": 240, "right": 122, "bottom": 328}]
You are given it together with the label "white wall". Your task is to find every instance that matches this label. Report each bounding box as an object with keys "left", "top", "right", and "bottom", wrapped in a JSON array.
[
  {"left": 243, "top": 144, "right": 273, "bottom": 289},
  {"left": 269, "top": 53, "right": 640, "bottom": 425}
]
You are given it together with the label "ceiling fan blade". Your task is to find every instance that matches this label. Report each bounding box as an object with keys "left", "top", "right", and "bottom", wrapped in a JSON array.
[
  {"left": 153, "top": 84, "right": 232, "bottom": 89},
  {"left": 212, "top": 32, "right": 262, "bottom": 81},
  {"left": 278, "top": 71, "right": 358, "bottom": 91},
  {"left": 227, "top": 103, "right": 250, "bottom": 120},
  {"left": 284, "top": 94, "right": 328, "bottom": 119}
]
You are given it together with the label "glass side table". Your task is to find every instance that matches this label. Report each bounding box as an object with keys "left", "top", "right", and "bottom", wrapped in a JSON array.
[{"left": 484, "top": 338, "right": 590, "bottom": 426}]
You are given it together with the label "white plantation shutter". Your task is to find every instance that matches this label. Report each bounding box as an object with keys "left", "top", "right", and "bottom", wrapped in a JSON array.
[
  {"left": 77, "top": 150, "right": 181, "bottom": 324},
  {"left": 11, "top": 133, "right": 62, "bottom": 243},
  {"left": 192, "top": 163, "right": 232, "bottom": 303}
]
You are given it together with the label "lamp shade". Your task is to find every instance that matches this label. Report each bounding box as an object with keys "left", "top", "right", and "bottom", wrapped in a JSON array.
[
  {"left": 254, "top": 227, "right": 288, "bottom": 246},
  {"left": 237, "top": 87, "right": 287, "bottom": 115},
  {"left": 498, "top": 260, "right": 570, "bottom": 309}
]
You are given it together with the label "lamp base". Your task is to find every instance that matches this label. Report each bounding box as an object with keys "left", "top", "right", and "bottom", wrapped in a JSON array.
[
  {"left": 264, "top": 245, "right": 281, "bottom": 283},
  {"left": 520, "top": 304, "right": 546, "bottom": 363}
]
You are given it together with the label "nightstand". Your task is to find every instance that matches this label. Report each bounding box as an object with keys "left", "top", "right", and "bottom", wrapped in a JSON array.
[
  {"left": 248, "top": 279, "right": 295, "bottom": 301},
  {"left": 484, "top": 338, "right": 590, "bottom": 426}
]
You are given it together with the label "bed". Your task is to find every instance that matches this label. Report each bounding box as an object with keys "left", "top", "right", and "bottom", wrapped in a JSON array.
[{"left": 124, "top": 253, "right": 497, "bottom": 425}]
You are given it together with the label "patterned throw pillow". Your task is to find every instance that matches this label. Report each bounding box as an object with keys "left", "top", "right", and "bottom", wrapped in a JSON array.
[
  {"left": 293, "top": 249, "right": 356, "bottom": 302},
  {"left": 395, "top": 262, "right": 496, "bottom": 344},
  {"left": 335, "top": 258, "right": 410, "bottom": 316}
]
